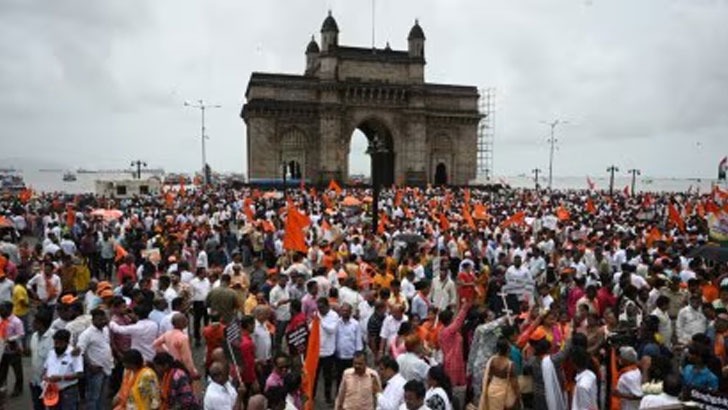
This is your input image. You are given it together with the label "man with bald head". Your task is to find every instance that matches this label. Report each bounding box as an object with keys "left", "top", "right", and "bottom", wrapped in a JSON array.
[
  {"left": 152, "top": 312, "right": 199, "bottom": 379},
  {"left": 204, "top": 361, "right": 246, "bottom": 410}
]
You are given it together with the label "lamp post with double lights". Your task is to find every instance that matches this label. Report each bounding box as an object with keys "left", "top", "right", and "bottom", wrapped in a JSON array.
[{"left": 184, "top": 100, "right": 221, "bottom": 185}]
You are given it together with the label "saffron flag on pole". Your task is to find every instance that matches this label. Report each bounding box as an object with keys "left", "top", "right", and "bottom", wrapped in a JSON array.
[
  {"left": 500, "top": 211, "right": 525, "bottom": 229},
  {"left": 642, "top": 193, "right": 653, "bottom": 209},
  {"left": 473, "top": 203, "right": 489, "bottom": 220},
  {"left": 283, "top": 204, "right": 311, "bottom": 253},
  {"left": 438, "top": 213, "right": 450, "bottom": 231},
  {"left": 463, "top": 204, "right": 476, "bottom": 230},
  {"left": 327, "top": 179, "right": 342, "bottom": 195},
  {"left": 586, "top": 176, "right": 596, "bottom": 191},
  {"left": 302, "top": 314, "right": 321, "bottom": 410},
  {"left": 556, "top": 205, "right": 570, "bottom": 221},
  {"left": 668, "top": 203, "right": 685, "bottom": 232},
  {"left": 623, "top": 185, "right": 630, "bottom": 197},
  {"left": 586, "top": 198, "right": 596, "bottom": 215}
]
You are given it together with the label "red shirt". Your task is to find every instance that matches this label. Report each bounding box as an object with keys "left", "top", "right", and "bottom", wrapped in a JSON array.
[
  {"left": 240, "top": 332, "right": 257, "bottom": 384},
  {"left": 117, "top": 263, "right": 137, "bottom": 284},
  {"left": 457, "top": 271, "right": 476, "bottom": 301},
  {"left": 596, "top": 287, "right": 617, "bottom": 316},
  {"left": 202, "top": 323, "right": 225, "bottom": 367}
]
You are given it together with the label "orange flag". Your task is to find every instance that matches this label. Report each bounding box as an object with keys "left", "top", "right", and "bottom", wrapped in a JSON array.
[
  {"left": 667, "top": 203, "right": 685, "bottom": 232},
  {"left": 65, "top": 205, "right": 76, "bottom": 228},
  {"left": 696, "top": 202, "right": 705, "bottom": 218},
  {"left": 327, "top": 179, "right": 342, "bottom": 195},
  {"left": 646, "top": 226, "right": 662, "bottom": 247},
  {"left": 439, "top": 213, "right": 450, "bottom": 231},
  {"left": 705, "top": 200, "right": 720, "bottom": 215},
  {"left": 623, "top": 185, "right": 631, "bottom": 197},
  {"left": 19, "top": 188, "right": 32, "bottom": 203},
  {"left": 609, "top": 348, "right": 621, "bottom": 410},
  {"left": 586, "top": 198, "right": 596, "bottom": 214},
  {"left": 244, "top": 198, "right": 255, "bottom": 221},
  {"left": 321, "top": 193, "right": 333, "bottom": 210},
  {"left": 473, "top": 203, "right": 489, "bottom": 220},
  {"left": 261, "top": 220, "right": 275, "bottom": 233},
  {"left": 463, "top": 188, "right": 471, "bottom": 207},
  {"left": 463, "top": 204, "right": 476, "bottom": 229},
  {"left": 500, "top": 211, "right": 526, "bottom": 229},
  {"left": 302, "top": 314, "right": 321, "bottom": 410},
  {"left": 114, "top": 243, "right": 128, "bottom": 262},
  {"left": 394, "top": 189, "right": 403, "bottom": 208},
  {"left": 556, "top": 205, "right": 570, "bottom": 221},
  {"left": 283, "top": 204, "right": 311, "bottom": 253}
]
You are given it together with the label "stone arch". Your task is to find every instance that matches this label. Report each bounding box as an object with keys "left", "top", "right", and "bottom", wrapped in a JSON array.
[
  {"left": 346, "top": 116, "right": 396, "bottom": 187},
  {"left": 428, "top": 133, "right": 454, "bottom": 185},
  {"left": 279, "top": 127, "right": 308, "bottom": 180}
]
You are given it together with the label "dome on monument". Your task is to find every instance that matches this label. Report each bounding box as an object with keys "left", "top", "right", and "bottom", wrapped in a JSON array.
[
  {"left": 321, "top": 11, "right": 339, "bottom": 33},
  {"left": 306, "top": 36, "right": 320, "bottom": 53},
  {"left": 408, "top": 19, "right": 425, "bottom": 40}
]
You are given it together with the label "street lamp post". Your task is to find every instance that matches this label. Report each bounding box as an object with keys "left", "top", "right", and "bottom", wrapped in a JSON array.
[
  {"left": 607, "top": 165, "right": 620, "bottom": 196},
  {"left": 130, "top": 160, "right": 147, "bottom": 180},
  {"left": 184, "top": 100, "right": 221, "bottom": 185},
  {"left": 628, "top": 168, "right": 641, "bottom": 196},
  {"left": 531, "top": 168, "right": 541, "bottom": 190},
  {"left": 367, "top": 135, "right": 389, "bottom": 235},
  {"left": 542, "top": 119, "right": 567, "bottom": 190}
]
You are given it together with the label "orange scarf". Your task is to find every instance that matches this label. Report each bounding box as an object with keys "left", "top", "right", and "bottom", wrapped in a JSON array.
[
  {"left": 0, "top": 318, "right": 8, "bottom": 340},
  {"left": 160, "top": 370, "right": 174, "bottom": 410},
  {"left": 114, "top": 368, "right": 146, "bottom": 410}
]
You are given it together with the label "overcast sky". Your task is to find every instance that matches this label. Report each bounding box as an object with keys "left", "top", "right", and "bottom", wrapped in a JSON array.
[{"left": 1, "top": 0, "right": 726, "bottom": 179}]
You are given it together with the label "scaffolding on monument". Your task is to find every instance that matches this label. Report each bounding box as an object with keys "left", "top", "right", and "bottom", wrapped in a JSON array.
[{"left": 477, "top": 88, "right": 495, "bottom": 181}]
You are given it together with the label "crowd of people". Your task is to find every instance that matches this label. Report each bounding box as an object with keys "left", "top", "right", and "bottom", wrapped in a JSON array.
[{"left": 0, "top": 182, "right": 725, "bottom": 410}]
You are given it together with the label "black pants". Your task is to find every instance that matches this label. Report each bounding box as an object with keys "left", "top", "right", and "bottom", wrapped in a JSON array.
[
  {"left": 100, "top": 258, "right": 114, "bottom": 280},
  {"left": 0, "top": 352, "right": 23, "bottom": 393},
  {"left": 108, "top": 361, "right": 124, "bottom": 399},
  {"left": 335, "top": 357, "right": 353, "bottom": 392},
  {"left": 192, "top": 301, "right": 209, "bottom": 343},
  {"left": 274, "top": 320, "right": 289, "bottom": 352},
  {"left": 314, "top": 355, "right": 335, "bottom": 402}
]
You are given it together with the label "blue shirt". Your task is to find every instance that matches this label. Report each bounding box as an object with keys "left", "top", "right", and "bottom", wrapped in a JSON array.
[
  {"left": 335, "top": 318, "right": 362, "bottom": 360},
  {"left": 510, "top": 344, "right": 523, "bottom": 375},
  {"left": 682, "top": 365, "right": 718, "bottom": 391}
]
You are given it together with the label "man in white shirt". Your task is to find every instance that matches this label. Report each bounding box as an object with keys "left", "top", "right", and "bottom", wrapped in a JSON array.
[
  {"left": 252, "top": 305, "right": 272, "bottom": 366},
  {"left": 379, "top": 306, "right": 408, "bottom": 357},
  {"left": 60, "top": 234, "right": 77, "bottom": 256},
  {"left": 76, "top": 308, "right": 114, "bottom": 410},
  {"left": 396, "top": 338, "right": 430, "bottom": 383},
  {"left": 615, "top": 347, "right": 643, "bottom": 410},
  {"left": 204, "top": 361, "right": 245, "bottom": 410},
  {"left": 651, "top": 296, "right": 673, "bottom": 348},
  {"left": 44, "top": 329, "right": 84, "bottom": 409},
  {"left": 269, "top": 274, "right": 291, "bottom": 349},
  {"left": 335, "top": 303, "right": 363, "bottom": 385},
  {"left": 504, "top": 255, "right": 535, "bottom": 305},
  {"left": 430, "top": 268, "right": 456, "bottom": 312},
  {"left": 639, "top": 374, "right": 682, "bottom": 409},
  {"left": 317, "top": 297, "right": 340, "bottom": 404},
  {"left": 376, "top": 356, "right": 406, "bottom": 410},
  {"left": 0, "top": 272, "right": 14, "bottom": 303},
  {"left": 676, "top": 295, "right": 707, "bottom": 346},
  {"left": 108, "top": 305, "right": 159, "bottom": 362},
  {"left": 572, "top": 348, "right": 597, "bottom": 410},
  {"left": 189, "top": 267, "right": 211, "bottom": 346},
  {"left": 28, "top": 261, "right": 63, "bottom": 306},
  {"left": 29, "top": 309, "right": 54, "bottom": 410},
  {"left": 402, "top": 380, "right": 431, "bottom": 410},
  {"left": 339, "top": 278, "right": 364, "bottom": 315}
]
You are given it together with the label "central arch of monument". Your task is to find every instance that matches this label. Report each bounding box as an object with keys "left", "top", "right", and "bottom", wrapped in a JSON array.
[{"left": 242, "top": 13, "right": 481, "bottom": 186}]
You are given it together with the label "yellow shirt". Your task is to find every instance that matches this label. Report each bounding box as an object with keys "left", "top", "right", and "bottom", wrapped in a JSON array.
[{"left": 12, "top": 284, "right": 29, "bottom": 317}]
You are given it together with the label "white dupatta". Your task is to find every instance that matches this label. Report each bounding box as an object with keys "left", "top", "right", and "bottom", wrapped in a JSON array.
[{"left": 542, "top": 355, "right": 567, "bottom": 410}]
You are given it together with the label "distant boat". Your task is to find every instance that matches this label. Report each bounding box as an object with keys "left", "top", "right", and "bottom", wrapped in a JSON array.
[
  {"left": 62, "top": 171, "right": 77, "bottom": 182},
  {"left": 0, "top": 169, "right": 25, "bottom": 192}
]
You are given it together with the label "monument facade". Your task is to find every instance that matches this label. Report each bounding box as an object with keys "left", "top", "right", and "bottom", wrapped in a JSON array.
[{"left": 242, "top": 13, "right": 481, "bottom": 186}]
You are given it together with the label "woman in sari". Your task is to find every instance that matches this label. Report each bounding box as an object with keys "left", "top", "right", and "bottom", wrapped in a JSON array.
[
  {"left": 479, "top": 337, "right": 520, "bottom": 410},
  {"left": 114, "top": 349, "right": 161, "bottom": 410},
  {"left": 153, "top": 352, "right": 198, "bottom": 410}
]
